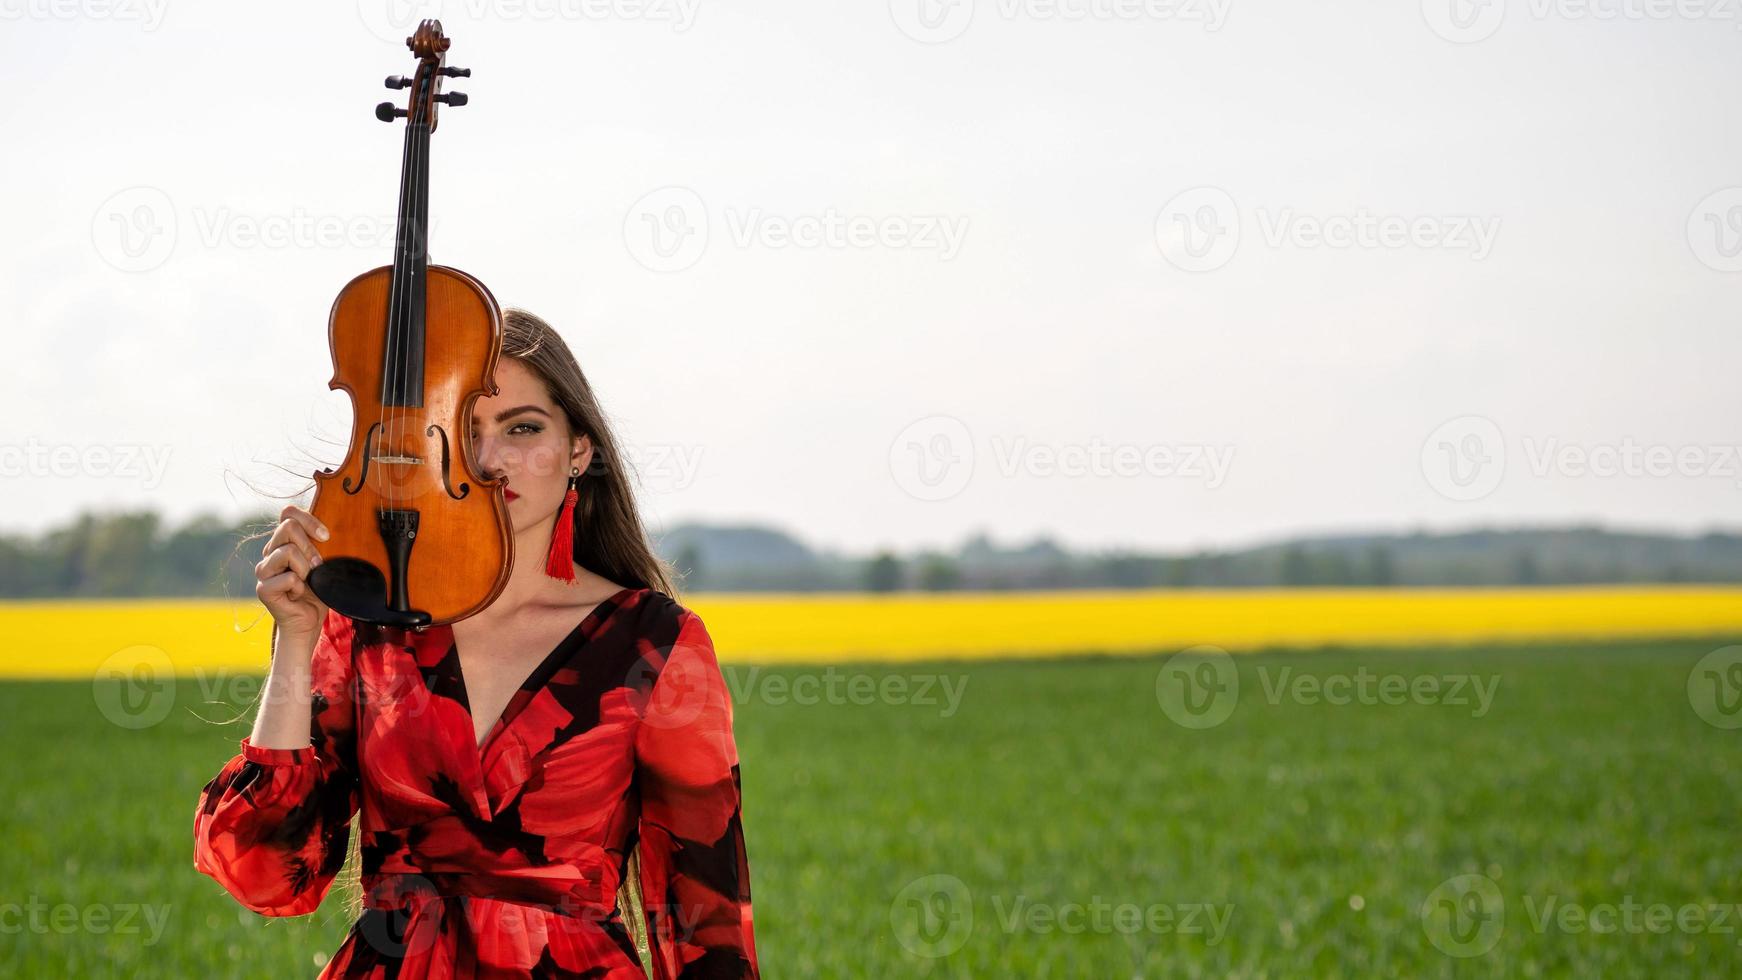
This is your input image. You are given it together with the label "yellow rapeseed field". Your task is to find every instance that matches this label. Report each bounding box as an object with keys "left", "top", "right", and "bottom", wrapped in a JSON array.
[{"left": 1, "top": 586, "right": 1739, "bottom": 679}]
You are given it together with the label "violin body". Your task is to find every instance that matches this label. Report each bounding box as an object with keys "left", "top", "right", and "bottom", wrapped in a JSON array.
[
  {"left": 304, "top": 20, "right": 510, "bottom": 629},
  {"left": 309, "top": 265, "right": 509, "bottom": 627}
]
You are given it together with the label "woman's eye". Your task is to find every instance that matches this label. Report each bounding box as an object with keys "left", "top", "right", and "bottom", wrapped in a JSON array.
[{"left": 469, "top": 423, "right": 543, "bottom": 438}]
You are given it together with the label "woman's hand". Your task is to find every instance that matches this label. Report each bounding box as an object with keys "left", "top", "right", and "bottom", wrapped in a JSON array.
[{"left": 256, "top": 504, "right": 330, "bottom": 642}]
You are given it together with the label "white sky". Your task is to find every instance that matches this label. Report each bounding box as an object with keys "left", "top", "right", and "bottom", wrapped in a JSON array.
[{"left": 3, "top": 0, "right": 1738, "bottom": 555}]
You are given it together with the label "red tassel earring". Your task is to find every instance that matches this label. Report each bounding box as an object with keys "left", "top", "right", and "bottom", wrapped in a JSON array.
[{"left": 545, "top": 466, "right": 580, "bottom": 582}]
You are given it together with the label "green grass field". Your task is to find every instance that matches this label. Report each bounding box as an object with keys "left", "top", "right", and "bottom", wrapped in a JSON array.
[{"left": 3, "top": 636, "right": 1740, "bottom": 977}]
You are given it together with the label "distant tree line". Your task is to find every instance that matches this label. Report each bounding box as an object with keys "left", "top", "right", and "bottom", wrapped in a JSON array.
[{"left": 3, "top": 510, "right": 1739, "bottom": 599}]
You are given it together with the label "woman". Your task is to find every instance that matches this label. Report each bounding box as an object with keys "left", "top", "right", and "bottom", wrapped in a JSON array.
[{"left": 193, "top": 309, "right": 758, "bottom": 979}]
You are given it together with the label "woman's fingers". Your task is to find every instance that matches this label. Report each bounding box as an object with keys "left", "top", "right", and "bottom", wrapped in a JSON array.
[
  {"left": 263, "top": 513, "right": 324, "bottom": 569},
  {"left": 280, "top": 504, "right": 330, "bottom": 545},
  {"left": 256, "top": 568, "right": 306, "bottom": 602},
  {"left": 255, "top": 540, "right": 314, "bottom": 584}
]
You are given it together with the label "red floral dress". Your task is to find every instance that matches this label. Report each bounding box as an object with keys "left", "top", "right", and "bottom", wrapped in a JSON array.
[{"left": 193, "top": 587, "right": 758, "bottom": 978}]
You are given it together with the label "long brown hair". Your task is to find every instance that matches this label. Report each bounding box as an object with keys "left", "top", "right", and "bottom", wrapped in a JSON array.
[{"left": 501, "top": 306, "right": 677, "bottom": 599}]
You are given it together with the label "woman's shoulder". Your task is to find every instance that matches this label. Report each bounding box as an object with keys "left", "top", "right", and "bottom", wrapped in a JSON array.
[{"left": 613, "top": 586, "right": 710, "bottom": 646}]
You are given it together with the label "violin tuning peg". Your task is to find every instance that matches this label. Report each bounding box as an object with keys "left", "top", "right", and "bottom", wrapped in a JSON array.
[
  {"left": 375, "top": 101, "right": 409, "bottom": 122},
  {"left": 435, "top": 91, "right": 468, "bottom": 107},
  {"left": 439, "top": 66, "right": 471, "bottom": 78},
  {"left": 385, "top": 75, "right": 414, "bottom": 89}
]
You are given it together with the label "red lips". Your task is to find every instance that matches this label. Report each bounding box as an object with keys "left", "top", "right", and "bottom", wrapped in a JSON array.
[{"left": 504, "top": 488, "right": 519, "bottom": 501}]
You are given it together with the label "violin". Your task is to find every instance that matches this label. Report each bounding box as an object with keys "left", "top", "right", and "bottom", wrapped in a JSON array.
[{"left": 307, "top": 20, "right": 511, "bottom": 629}]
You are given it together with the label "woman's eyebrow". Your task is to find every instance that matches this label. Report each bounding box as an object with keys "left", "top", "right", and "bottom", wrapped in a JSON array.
[{"left": 491, "top": 405, "right": 552, "bottom": 422}]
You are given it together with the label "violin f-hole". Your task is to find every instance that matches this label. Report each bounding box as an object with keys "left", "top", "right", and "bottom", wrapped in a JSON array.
[
  {"left": 425, "top": 423, "right": 470, "bottom": 500},
  {"left": 343, "top": 422, "right": 382, "bottom": 495}
]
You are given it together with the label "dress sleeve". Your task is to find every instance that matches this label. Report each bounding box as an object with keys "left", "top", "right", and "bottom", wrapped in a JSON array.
[
  {"left": 633, "top": 612, "right": 759, "bottom": 979},
  {"left": 192, "top": 610, "right": 361, "bottom": 917}
]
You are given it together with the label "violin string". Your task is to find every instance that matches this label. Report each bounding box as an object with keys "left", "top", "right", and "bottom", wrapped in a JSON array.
[
  {"left": 396, "top": 70, "right": 420, "bottom": 518},
  {"left": 408, "top": 70, "right": 433, "bottom": 514},
  {"left": 409, "top": 69, "right": 432, "bottom": 513},
  {"left": 381, "top": 71, "right": 414, "bottom": 521},
  {"left": 386, "top": 65, "right": 427, "bottom": 520}
]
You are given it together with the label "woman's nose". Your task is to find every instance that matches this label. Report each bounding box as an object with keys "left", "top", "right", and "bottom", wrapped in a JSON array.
[{"left": 470, "top": 432, "right": 502, "bottom": 477}]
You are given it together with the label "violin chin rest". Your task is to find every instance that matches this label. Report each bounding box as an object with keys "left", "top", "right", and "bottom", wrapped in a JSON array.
[{"left": 307, "top": 557, "right": 433, "bottom": 629}]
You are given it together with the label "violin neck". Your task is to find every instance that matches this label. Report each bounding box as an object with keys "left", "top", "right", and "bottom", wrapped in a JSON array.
[{"left": 382, "top": 111, "right": 431, "bottom": 408}]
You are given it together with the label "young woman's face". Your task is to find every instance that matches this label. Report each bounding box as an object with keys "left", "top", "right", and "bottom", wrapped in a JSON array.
[{"left": 469, "top": 357, "right": 591, "bottom": 533}]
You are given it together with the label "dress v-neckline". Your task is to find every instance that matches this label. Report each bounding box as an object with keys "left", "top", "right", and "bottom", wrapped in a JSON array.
[{"left": 447, "top": 586, "right": 636, "bottom": 757}]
